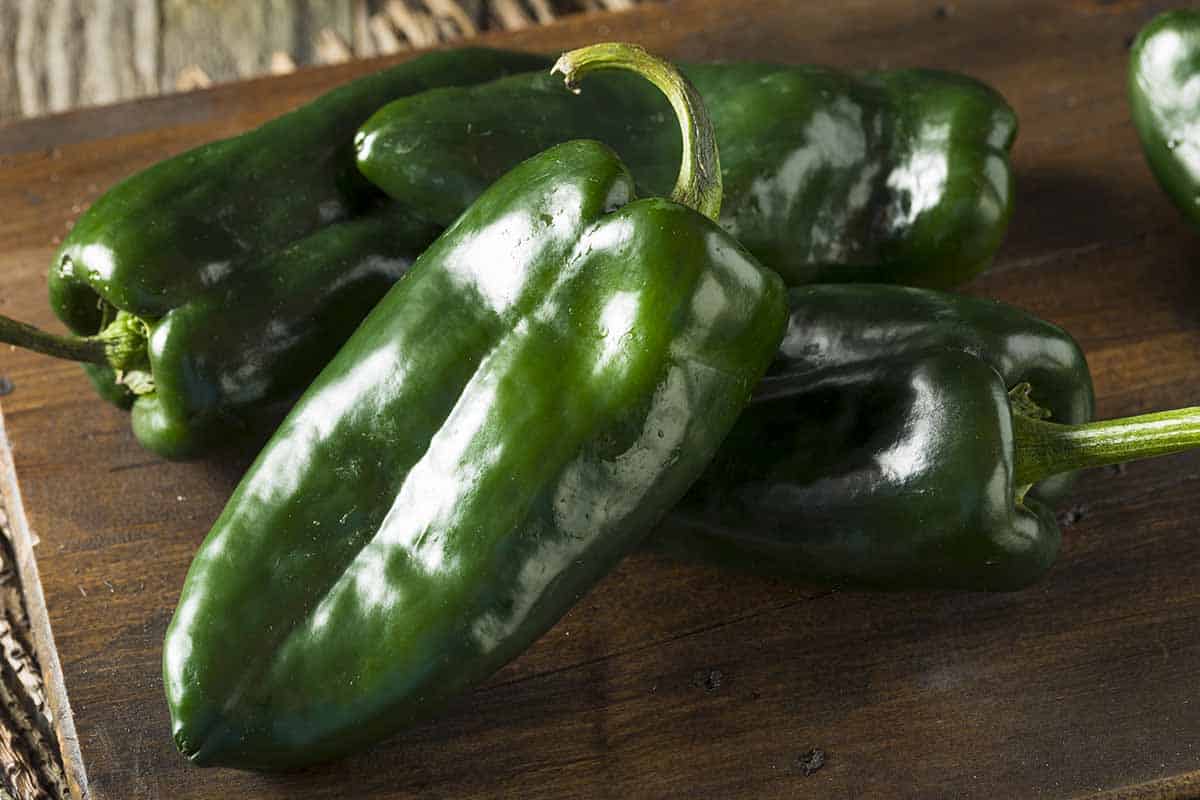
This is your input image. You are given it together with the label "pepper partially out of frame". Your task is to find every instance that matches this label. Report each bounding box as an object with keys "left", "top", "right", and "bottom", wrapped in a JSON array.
[
  {"left": 163, "top": 43, "right": 787, "bottom": 769},
  {"left": 357, "top": 59, "right": 1017, "bottom": 288},
  {"left": 658, "top": 285, "right": 1200, "bottom": 591},
  {"left": 1130, "top": 9, "right": 1200, "bottom": 230},
  {"left": 0, "top": 49, "right": 544, "bottom": 457}
]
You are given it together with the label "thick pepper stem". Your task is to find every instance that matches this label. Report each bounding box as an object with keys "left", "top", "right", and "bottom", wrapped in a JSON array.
[
  {"left": 552, "top": 42, "right": 723, "bottom": 221},
  {"left": 1013, "top": 407, "right": 1200, "bottom": 488},
  {"left": 0, "top": 311, "right": 150, "bottom": 386},
  {"left": 0, "top": 312, "right": 109, "bottom": 365}
]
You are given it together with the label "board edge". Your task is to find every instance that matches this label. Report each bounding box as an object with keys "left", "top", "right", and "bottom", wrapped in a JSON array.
[{"left": 0, "top": 404, "right": 90, "bottom": 800}]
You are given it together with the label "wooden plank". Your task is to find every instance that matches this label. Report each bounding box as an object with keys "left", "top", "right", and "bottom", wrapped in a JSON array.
[
  {"left": 4, "top": 0, "right": 160, "bottom": 119},
  {"left": 158, "top": 0, "right": 355, "bottom": 88},
  {"left": 0, "top": 0, "right": 368, "bottom": 119},
  {"left": 0, "top": 1, "right": 18, "bottom": 120},
  {"left": 0, "top": 416, "right": 81, "bottom": 800},
  {"left": 0, "top": 1, "right": 651, "bottom": 122},
  {"left": 0, "top": 3, "right": 633, "bottom": 154},
  {"left": 3, "top": 0, "right": 1200, "bottom": 797}
]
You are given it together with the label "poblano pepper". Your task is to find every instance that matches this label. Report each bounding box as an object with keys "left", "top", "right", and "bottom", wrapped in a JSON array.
[
  {"left": 357, "top": 60, "right": 1016, "bottom": 287},
  {"left": 0, "top": 48, "right": 543, "bottom": 458},
  {"left": 163, "top": 43, "right": 787, "bottom": 769},
  {"left": 1130, "top": 10, "right": 1200, "bottom": 229},
  {"left": 657, "top": 285, "right": 1200, "bottom": 591}
]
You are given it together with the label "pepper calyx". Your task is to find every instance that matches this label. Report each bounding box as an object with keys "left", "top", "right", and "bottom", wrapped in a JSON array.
[
  {"left": 96, "top": 311, "right": 151, "bottom": 370},
  {"left": 1008, "top": 382, "right": 1052, "bottom": 421},
  {"left": 0, "top": 308, "right": 154, "bottom": 393}
]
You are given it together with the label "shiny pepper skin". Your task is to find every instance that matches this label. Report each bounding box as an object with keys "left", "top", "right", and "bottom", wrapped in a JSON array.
[
  {"left": 357, "top": 61, "right": 1016, "bottom": 288},
  {"left": 163, "top": 139, "right": 787, "bottom": 768},
  {"left": 655, "top": 284, "right": 1095, "bottom": 591},
  {"left": 46, "top": 48, "right": 546, "bottom": 457},
  {"left": 1130, "top": 9, "right": 1200, "bottom": 230}
]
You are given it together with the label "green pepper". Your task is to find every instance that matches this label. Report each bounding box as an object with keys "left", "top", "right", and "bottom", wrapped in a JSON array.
[
  {"left": 0, "top": 48, "right": 543, "bottom": 458},
  {"left": 1130, "top": 9, "right": 1200, "bottom": 228},
  {"left": 657, "top": 285, "right": 1200, "bottom": 591},
  {"left": 3, "top": 208, "right": 438, "bottom": 458},
  {"left": 357, "top": 60, "right": 1016, "bottom": 288},
  {"left": 163, "top": 43, "right": 787, "bottom": 769},
  {"left": 129, "top": 208, "right": 439, "bottom": 457}
]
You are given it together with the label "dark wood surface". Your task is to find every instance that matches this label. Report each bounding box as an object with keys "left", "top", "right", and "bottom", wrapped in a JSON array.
[{"left": 3, "top": 0, "right": 1200, "bottom": 797}]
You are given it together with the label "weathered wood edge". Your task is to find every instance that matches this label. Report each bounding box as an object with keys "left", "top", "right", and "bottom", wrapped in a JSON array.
[
  {"left": 0, "top": 406, "right": 87, "bottom": 800},
  {"left": 1080, "top": 772, "right": 1200, "bottom": 800}
]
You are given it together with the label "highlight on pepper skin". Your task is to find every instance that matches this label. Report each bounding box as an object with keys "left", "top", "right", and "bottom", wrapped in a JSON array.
[{"left": 1131, "top": 9, "right": 1200, "bottom": 228}]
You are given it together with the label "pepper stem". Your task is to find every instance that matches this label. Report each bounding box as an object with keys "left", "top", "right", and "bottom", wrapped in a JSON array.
[
  {"left": 0, "top": 311, "right": 152, "bottom": 387},
  {"left": 552, "top": 42, "right": 723, "bottom": 221},
  {"left": 0, "top": 312, "right": 109, "bottom": 365},
  {"left": 1013, "top": 406, "right": 1200, "bottom": 487}
]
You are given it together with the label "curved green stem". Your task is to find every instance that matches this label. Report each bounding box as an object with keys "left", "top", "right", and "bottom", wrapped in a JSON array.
[
  {"left": 0, "top": 312, "right": 109, "bottom": 365},
  {"left": 552, "top": 42, "right": 723, "bottom": 221},
  {"left": 0, "top": 311, "right": 152, "bottom": 393},
  {"left": 1013, "top": 407, "right": 1200, "bottom": 487}
]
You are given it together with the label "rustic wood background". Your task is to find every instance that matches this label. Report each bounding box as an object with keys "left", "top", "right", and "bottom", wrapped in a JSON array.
[
  {"left": 0, "top": 0, "right": 644, "bottom": 121},
  {"left": 4, "top": 0, "right": 1200, "bottom": 799}
]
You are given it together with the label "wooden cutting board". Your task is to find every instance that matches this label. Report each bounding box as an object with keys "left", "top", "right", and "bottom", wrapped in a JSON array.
[{"left": 4, "top": 1, "right": 1200, "bottom": 797}]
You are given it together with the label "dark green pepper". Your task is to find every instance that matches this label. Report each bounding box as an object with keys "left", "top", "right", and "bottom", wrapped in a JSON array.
[
  {"left": 357, "top": 60, "right": 1016, "bottom": 288},
  {"left": 163, "top": 44, "right": 787, "bottom": 769},
  {"left": 0, "top": 48, "right": 544, "bottom": 458},
  {"left": 130, "top": 208, "right": 439, "bottom": 457},
  {"left": 657, "top": 285, "right": 1200, "bottom": 591},
  {"left": 3, "top": 208, "right": 438, "bottom": 458},
  {"left": 1130, "top": 9, "right": 1200, "bottom": 228},
  {"left": 50, "top": 47, "right": 546, "bottom": 325}
]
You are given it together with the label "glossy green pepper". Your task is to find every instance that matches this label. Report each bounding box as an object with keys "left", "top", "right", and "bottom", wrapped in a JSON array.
[
  {"left": 357, "top": 60, "right": 1016, "bottom": 288},
  {"left": 130, "top": 208, "right": 439, "bottom": 457},
  {"left": 163, "top": 44, "right": 787, "bottom": 769},
  {"left": 0, "top": 48, "right": 544, "bottom": 457},
  {"left": 657, "top": 285, "right": 1200, "bottom": 591},
  {"left": 1130, "top": 9, "right": 1200, "bottom": 228}
]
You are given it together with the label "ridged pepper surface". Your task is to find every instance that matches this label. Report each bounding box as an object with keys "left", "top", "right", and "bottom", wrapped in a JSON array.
[
  {"left": 163, "top": 44, "right": 787, "bottom": 769},
  {"left": 659, "top": 285, "right": 1200, "bottom": 590},
  {"left": 358, "top": 61, "right": 1016, "bottom": 288},
  {"left": 0, "top": 49, "right": 543, "bottom": 457}
]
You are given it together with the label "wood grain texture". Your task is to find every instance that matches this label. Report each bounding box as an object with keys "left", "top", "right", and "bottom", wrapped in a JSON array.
[
  {"left": 0, "top": 507, "right": 70, "bottom": 800},
  {"left": 2, "top": 0, "right": 161, "bottom": 119},
  {"left": 0, "top": 0, "right": 654, "bottom": 121},
  {"left": 158, "top": 0, "right": 354, "bottom": 88},
  {"left": 3, "top": 0, "right": 1200, "bottom": 797}
]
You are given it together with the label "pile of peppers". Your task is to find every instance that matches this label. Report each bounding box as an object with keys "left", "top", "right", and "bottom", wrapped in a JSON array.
[
  {"left": 1, "top": 17, "right": 1200, "bottom": 771},
  {"left": 0, "top": 46, "right": 1018, "bottom": 459}
]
